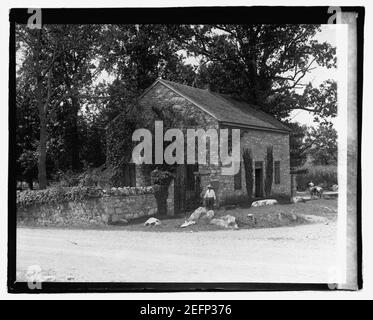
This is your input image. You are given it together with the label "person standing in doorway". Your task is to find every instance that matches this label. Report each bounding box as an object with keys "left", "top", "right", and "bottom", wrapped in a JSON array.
[{"left": 204, "top": 184, "right": 216, "bottom": 210}]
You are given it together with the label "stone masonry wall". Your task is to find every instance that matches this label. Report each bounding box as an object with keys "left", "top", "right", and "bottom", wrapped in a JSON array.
[
  {"left": 17, "top": 185, "right": 174, "bottom": 227},
  {"left": 139, "top": 81, "right": 218, "bottom": 130},
  {"left": 192, "top": 128, "right": 291, "bottom": 205},
  {"left": 212, "top": 127, "right": 291, "bottom": 203},
  {"left": 137, "top": 81, "right": 291, "bottom": 206},
  {"left": 137, "top": 81, "right": 220, "bottom": 187}
]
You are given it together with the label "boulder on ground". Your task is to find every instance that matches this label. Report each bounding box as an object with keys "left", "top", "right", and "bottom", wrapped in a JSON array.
[
  {"left": 291, "top": 196, "right": 305, "bottom": 203},
  {"left": 331, "top": 184, "right": 339, "bottom": 191},
  {"left": 144, "top": 217, "right": 161, "bottom": 226},
  {"left": 210, "top": 214, "right": 238, "bottom": 229},
  {"left": 180, "top": 220, "right": 196, "bottom": 228},
  {"left": 205, "top": 210, "right": 215, "bottom": 219},
  {"left": 188, "top": 207, "right": 207, "bottom": 221},
  {"left": 251, "top": 199, "right": 278, "bottom": 207}
]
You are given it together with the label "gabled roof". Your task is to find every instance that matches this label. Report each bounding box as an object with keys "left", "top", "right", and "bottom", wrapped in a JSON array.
[{"left": 141, "top": 78, "right": 291, "bottom": 134}]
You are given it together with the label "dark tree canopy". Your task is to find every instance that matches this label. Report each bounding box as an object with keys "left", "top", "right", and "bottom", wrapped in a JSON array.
[
  {"left": 15, "top": 24, "right": 337, "bottom": 189},
  {"left": 166, "top": 24, "right": 336, "bottom": 120}
]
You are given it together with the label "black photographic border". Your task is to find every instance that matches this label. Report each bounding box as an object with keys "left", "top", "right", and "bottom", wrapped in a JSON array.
[{"left": 8, "top": 6, "right": 364, "bottom": 293}]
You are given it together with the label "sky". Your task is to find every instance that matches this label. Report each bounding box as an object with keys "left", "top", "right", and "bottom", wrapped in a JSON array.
[{"left": 287, "top": 24, "right": 337, "bottom": 126}]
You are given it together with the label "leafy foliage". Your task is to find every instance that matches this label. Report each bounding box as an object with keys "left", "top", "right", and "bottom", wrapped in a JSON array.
[
  {"left": 17, "top": 186, "right": 103, "bottom": 209},
  {"left": 150, "top": 169, "right": 174, "bottom": 216},
  {"left": 150, "top": 169, "right": 174, "bottom": 186},
  {"left": 242, "top": 148, "right": 253, "bottom": 203},
  {"left": 106, "top": 105, "right": 143, "bottom": 168},
  {"left": 306, "top": 124, "right": 337, "bottom": 165},
  {"left": 167, "top": 25, "right": 336, "bottom": 121},
  {"left": 287, "top": 122, "right": 309, "bottom": 168},
  {"left": 15, "top": 24, "right": 337, "bottom": 190},
  {"left": 296, "top": 165, "right": 337, "bottom": 191}
]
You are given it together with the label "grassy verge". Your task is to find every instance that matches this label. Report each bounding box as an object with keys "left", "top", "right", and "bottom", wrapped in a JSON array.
[
  {"left": 17, "top": 198, "right": 337, "bottom": 232},
  {"left": 78, "top": 198, "right": 337, "bottom": 232}
]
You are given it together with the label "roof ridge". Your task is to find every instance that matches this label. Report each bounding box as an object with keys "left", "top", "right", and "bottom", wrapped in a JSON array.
[
  {"left": 203, "top": 87, "right": 290, "bottom": 132},
  {"left": 143, "top": 78, "right": 290, "bottom": 133}
]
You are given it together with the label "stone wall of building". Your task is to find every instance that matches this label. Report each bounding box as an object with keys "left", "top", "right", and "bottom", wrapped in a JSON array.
[
  {"left": 137, "top": 81, "right": 291, "bottom": 206},
  {"left": 195, "top": 128, "right": 291, "bottom": 205},
  {"left": 241, "top": 128, "right": 291, "bottom": 196},
  {"left": 137, "top": 81, "right": 220, "bottom": 188},
  {"left": 208, "top": 127, "right": 291, "bottom": 204},
  {"left": 139, "top": 81, "right": 219, "bottom": 130}
]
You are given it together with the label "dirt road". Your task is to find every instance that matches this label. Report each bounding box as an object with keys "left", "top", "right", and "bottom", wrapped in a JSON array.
[{"left": 16, "top": 221, "right": 337, "bottom": 283}]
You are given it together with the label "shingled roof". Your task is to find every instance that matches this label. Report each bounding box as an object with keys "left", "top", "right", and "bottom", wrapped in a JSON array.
[{"left": 142, "top": 78, "right": 291, "bottom": 133}]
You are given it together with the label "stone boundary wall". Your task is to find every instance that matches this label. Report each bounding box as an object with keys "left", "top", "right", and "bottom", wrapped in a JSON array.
[{"left": 17, "top": 184, "right": 175, "bottom": 227}]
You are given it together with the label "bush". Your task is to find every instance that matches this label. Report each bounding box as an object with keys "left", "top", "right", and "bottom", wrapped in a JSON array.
[
  {"left": 52, "top": 170, "right": 81, "bottom": 187},
  {"left": 52, "top": 166, "right": 118, "bottom": 189},
  {"left": 296, "top": 165, "right": 338, "bottom": 191},
  {"left": 151, "top": 169, "right": 174, "bottom": 215},
  {"left": 17, "top": 186, "right": 103, "bottom": 209},
  {"left": 150, "top": 169, "right": 174, "bottom": 186}
]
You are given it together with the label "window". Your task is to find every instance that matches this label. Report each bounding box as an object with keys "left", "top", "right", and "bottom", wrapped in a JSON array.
[
  {"left": 274, "top": 161, "right": 281, "bottom": 184},
  {"left": 234, "top": 161, "right": 242, "bottom": 190}
]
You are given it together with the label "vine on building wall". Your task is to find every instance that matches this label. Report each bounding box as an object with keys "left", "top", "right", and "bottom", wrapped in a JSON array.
[
  {"left": 265, "top": 145, "right": 274, "bottom": 197},
  {"left": 151, "top": 169, "right": 174, "bottom": 215},
  {"left": 242, "top": 148, "right": 253, "bottom": 205}
]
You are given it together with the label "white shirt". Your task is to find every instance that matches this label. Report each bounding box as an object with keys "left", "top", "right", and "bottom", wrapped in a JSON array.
[{"left": 204, "top": 189, "right": 216, "bottom": 200}]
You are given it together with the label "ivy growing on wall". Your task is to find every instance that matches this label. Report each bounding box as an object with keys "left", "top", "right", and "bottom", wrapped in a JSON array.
[
  {"left": 151, "top": 168, "right": 174, "bottom": 215},
  {"left": 105, "top": 103, "right": 146, "bottom": 185},
  {"left": 265, "top": 145, "right": 274, "bottom": 196},
  {"left": 106, "top": 112, "right": 140, "bottom": 168},
  {"left": 242, "top": 148, "right": 253, "bottom": 204}
]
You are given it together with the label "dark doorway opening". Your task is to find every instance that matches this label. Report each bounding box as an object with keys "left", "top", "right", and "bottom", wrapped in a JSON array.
[{"left": 255, "top": 162, "right": 264, "bottom": 198}]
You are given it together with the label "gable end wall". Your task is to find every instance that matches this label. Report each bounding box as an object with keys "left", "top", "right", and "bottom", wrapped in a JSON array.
[{"left": 138, "top": 82, "right": 291, "bottom": 202}]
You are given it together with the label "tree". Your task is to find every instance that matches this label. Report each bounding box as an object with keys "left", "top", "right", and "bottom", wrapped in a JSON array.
[
  {"left": 16, "top": 77, "right": 39, "bottom": 188},
  {"left": 167, "top": 25, "right": 336, "bottom": 121},
  {"left": 99, "top": 24, "right": 196, "bottom": 96},
  {"left": 51, "top": 25, "right": 102, "bottom": 171},
  {"left": 16, "top": 25, "right": 102, "bottom": 188},
  {"left": 286, "top": 121, "right": 309, "bottom": 168},
  {"left": 17, "top": 26, "right": 71, "bottom": 188},
  {"left": 306, "top": 124, "right": 337, "bottom": 165}
]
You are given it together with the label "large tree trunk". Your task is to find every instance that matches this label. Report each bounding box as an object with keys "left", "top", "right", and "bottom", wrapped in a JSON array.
[
  {"left": 70, "top": 96, "right": 80, "bottom": 171},
  {"left": 35, "top": 29, "right": 48, "bottom": 189}
]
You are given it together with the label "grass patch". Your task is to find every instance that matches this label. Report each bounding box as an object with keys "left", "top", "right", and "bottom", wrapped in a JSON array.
[
  {"left": 107, "top": 198, "right": 338, "bottom": 232},
  {"left": 18, "top": 198, "right": 337, "bottom": 233}
]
